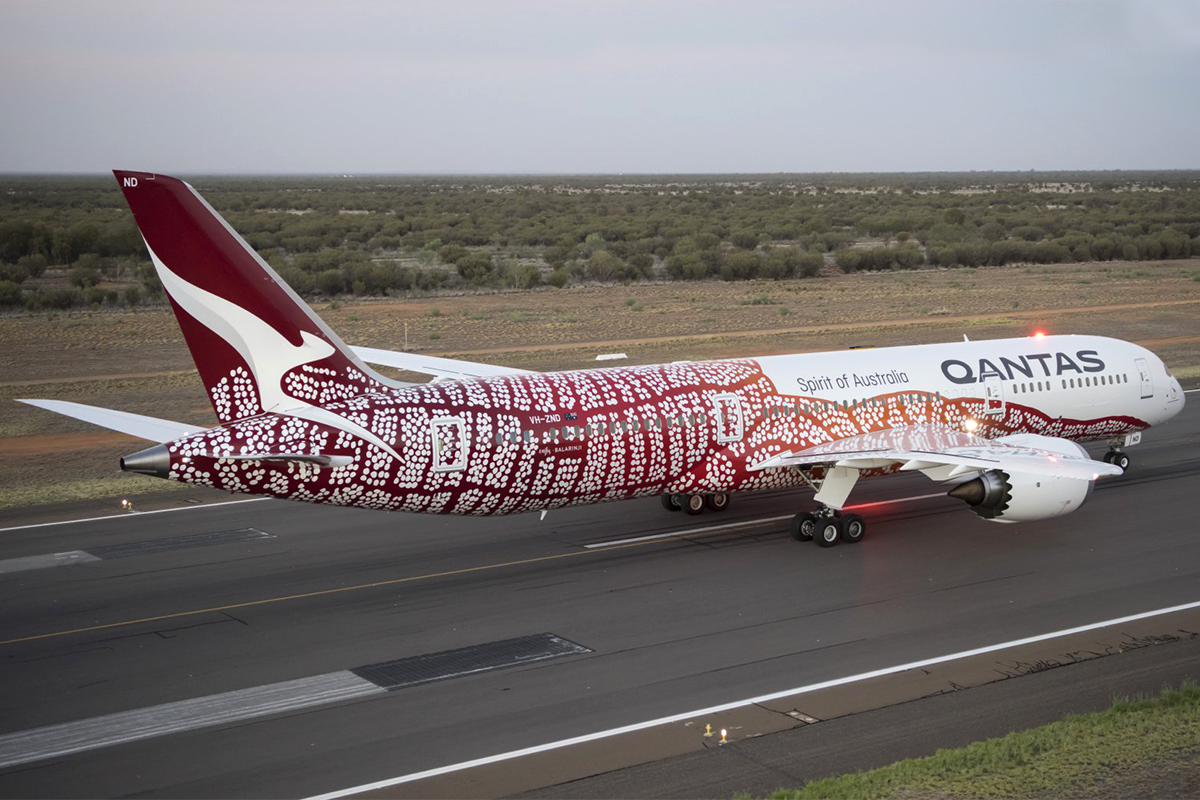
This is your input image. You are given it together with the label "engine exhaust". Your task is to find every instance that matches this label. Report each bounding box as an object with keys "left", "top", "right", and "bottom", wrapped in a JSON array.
[{"left": 120, "top": 443, "right": 170, "bottom": 479}]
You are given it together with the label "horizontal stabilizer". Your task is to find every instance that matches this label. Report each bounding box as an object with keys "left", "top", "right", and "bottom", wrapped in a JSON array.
[
  {"left": 17, "top": 399, "right": 204, "bottom": 443},
  {"left": 351, "top": 345, "right": 532, "bottom": 380}
]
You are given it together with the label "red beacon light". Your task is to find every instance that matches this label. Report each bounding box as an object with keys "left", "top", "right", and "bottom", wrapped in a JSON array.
[{"left": 1032, "top": 330, "right": 1047, "bottom": 339}]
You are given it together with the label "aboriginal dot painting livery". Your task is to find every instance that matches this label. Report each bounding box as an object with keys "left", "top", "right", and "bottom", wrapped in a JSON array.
[{"left": 17, "top": 171, "right": 1185, "bottom": 547}]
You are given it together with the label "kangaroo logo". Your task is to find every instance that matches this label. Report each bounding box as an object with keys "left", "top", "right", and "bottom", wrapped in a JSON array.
[{"left": 146, "top": 242, "right": 401, "bottom": 460}]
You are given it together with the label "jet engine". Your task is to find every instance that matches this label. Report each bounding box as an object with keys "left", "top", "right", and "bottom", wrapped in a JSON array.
[{"left": 947, "top": 435, "right": 1097, "bottom": 523}]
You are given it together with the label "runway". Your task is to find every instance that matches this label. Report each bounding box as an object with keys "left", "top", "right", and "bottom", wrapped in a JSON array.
[{"left": 0, "top": 402, "right": 1197, "bottom": 798}]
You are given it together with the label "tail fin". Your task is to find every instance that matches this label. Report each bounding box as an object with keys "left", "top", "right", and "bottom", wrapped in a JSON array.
[{"left": 114, "top": 170, "right": 398, "bottom": 424}]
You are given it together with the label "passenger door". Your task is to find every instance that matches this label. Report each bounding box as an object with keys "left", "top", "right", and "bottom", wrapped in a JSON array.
[
  {"left": 1134, "top": 357, "right": 1154, "bottom": 399},
  {"left": 982, "top": 376, "right": 1005, "bottom": 417}
]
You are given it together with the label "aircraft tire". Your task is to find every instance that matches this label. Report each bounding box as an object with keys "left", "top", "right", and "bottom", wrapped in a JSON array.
[
  {"left": 841, "top": 513, "right": 866, "bottom": 544},
  {"left": 1113, "top": 452, "right": 1130, "bottom": 470},
  {"left": 792, "top": 512, "right": 816, "bottom": 541},
  {"left": 661, "top": 493, "right": 681, "bottom": 512},
  {"left": 685, "top": 493, "right": 705, "bottom": 515},
  {"left": 816, "top": 517, "right": 841, "bottom": 547},
  {"left": 705, "top": 493, "right": 730, "bottom": 512}
]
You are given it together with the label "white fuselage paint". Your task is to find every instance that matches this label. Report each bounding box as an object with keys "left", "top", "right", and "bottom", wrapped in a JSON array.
[{"left": 752, "top": 334, "right": 1182, "bottom": 429}]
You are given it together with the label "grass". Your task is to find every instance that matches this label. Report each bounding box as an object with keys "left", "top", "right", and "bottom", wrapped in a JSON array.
[
  {"left": 0, "top": 474, "right": 189, "bottom": 509},
  {"left": 755, "top": 682, "right": 1200, "bottom": 800},
  {"left": 1171, "top": 364, "right": 1200, "bottom": 380}
]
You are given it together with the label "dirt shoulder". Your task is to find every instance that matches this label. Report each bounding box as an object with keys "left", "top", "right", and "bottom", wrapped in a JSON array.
[{"left": 2, "top": 259, "right": 1199, "bottom": 516}]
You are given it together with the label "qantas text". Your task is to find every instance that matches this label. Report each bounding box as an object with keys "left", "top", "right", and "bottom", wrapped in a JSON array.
[{"left": 941, "top": 351, "right": 1105, "bottom": 385}]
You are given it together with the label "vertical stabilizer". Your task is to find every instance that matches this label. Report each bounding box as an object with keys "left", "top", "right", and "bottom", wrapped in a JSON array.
[{"left": 114, "top": 170, "right": 397, "bottom": 424}]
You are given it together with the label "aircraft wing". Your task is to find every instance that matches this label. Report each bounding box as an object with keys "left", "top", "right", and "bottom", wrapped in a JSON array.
[
  {"left": 17, "top": 399, "right": 205, "bottom": 443},
  {"left": 749, "top": 426, "right": 1121, "bottom": 481},
  {"left": 350, "top": 346, "right": 532, "bottom": 381}
]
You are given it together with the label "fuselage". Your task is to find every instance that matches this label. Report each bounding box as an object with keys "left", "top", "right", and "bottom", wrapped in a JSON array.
[{"left": 161, "top": 334, "right": 1183, "bottom": 515}]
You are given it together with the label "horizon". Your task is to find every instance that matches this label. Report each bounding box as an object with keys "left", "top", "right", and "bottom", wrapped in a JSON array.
[{"left": 2, "top": 1, "right": 1199, "bottom": 174}]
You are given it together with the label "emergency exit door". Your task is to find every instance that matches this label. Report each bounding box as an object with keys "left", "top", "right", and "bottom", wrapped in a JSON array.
[{"left": 431, "top": 416, "right": 467, "bottom": 472}]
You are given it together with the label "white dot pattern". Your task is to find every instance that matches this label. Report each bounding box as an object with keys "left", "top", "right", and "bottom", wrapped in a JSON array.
[{"left": 165, "top": 360, "right": 1151, "bottom": 515}]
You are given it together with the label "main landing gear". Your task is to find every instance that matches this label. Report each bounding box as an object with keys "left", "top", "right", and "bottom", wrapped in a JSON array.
[
  {"left": 791, "top": 509, "right": 866, "bottom": 547},
  {"left": 788, "top": 464, "right": 866, "bottom": 547},
  {"left": 661, "top": 492, "right": 731, "bottom": 515}
]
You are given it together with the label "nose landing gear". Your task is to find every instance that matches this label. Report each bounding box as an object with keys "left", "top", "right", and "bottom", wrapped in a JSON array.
[
  {"left": 1102, "top": 450, "right": 1131, "bottom": 470},
  {"left": 1103, "top": 433, "right": 1140, "bottom": 472}
]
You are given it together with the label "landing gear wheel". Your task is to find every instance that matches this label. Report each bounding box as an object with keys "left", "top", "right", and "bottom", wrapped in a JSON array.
[
  {"left": 792, "top": 512, "right": 816, "bottom": 541},
  {"left": 815, "top": 517, "right": 841, "bottom": 548},
  {"left": 705, "top": 493, "right": 730, "bottom": 512},
  {"left": 1103, "top": 451, "right": 1130, "bottom": 470},
  {"left": 841, "top": 513, "right": 866, "bottom": 544},
  {"left": 685, "top": 493, "right": 705, "bottom": 515},
  {"left": 661, "top": 493, "right": 681, "bottom": 512}
]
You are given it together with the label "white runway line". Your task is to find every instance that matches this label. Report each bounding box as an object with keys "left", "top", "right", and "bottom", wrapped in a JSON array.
[
  {"left": 0, "top": 671, "right": 383, "bottom": 770},
  {"left": 0, "top": 497, "right": 270, "bottom": 534},
  {"left": 585, "top": 491, "right": 948, "bottom": 549},
  {"left": 0, "top": 550, "right": 100, "bottom": 575},
  {"left": 306, "top": 598, "right": 1200, "bottom": 800},
  {"left": 584, "top": 516, "right": 791, "bottom": 549},
  {"left": 845, "top": 491, "right": 947, "bottom": 510}
]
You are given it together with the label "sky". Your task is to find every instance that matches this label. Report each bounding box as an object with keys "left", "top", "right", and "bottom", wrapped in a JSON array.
[{"left": 1, "top": 0, "right": 1198, "bottom": 174}]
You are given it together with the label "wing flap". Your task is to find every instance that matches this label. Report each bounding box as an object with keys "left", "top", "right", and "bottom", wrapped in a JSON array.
[{"left": 750, "top": 426, "right": 1121, "bottom": 481}]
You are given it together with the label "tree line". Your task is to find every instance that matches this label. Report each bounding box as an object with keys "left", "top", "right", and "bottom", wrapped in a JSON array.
[{"left": 1, "top": 171, "right": 1198, "bottom": 310}]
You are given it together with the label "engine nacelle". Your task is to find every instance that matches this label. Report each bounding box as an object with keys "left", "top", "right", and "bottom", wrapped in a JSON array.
[{"left": 947, "top": 435, "right": 1096, "bottom": 523}]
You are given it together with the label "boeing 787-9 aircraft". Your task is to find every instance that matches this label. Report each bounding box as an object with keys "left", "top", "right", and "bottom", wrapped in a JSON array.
[{"left": 19, "top": 171, "right": 1185, "bottom": 546}]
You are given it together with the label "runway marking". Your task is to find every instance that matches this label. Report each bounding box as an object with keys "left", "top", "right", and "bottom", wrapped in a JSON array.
[
  {"left": 1, "top": 493, "right": 956, "bottom": 644},
  {"left": 0, "top": 518, "right": 782, "bottom": 647},
  {"left": 844, "top": 491, "right": 947, "bottom": 510},
  {"left": 0, "top": 550, "right": 100, "bottom": 575},
  {"left": 306, "top": 598, "right": 1200, "bottom": 800},
  {"left": 0, "top": 634, "right": 595, "bottom": 769},
  {"left": 0, "top": 671, "right": 383, "bottom": 770},
  {"left": 584, "top": 492, "right": 948, "bottom": 549},
  {"left": 584, "top": 516, "right": 791, "bottom": 549},
  {"left": 0, "top": 529, "right": 274, "bottom": 575},
  {"left": 0, "top": 497, "right": 270, "bottom": 534},
  {"left": 352, "top": 633, "right": 591, "bottom": 691}
]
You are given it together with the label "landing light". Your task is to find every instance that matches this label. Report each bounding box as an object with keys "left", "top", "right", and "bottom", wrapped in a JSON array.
[{"left": 963, "top": 418, "right": 979, "bottom": 432}]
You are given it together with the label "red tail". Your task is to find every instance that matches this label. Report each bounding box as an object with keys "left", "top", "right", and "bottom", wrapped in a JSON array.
[{"left": 115, "top": 170, "right": 394, "bottom": 424}]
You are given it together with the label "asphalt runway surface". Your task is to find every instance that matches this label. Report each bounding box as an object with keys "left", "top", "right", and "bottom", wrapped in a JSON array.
[{"left": 0, "top": 400, "right": 1197, "bottom": 798}]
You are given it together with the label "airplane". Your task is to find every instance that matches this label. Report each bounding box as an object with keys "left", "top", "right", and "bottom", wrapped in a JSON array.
[{"left": 18, "top": 171, "right": 1186, "bottom": 547}]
